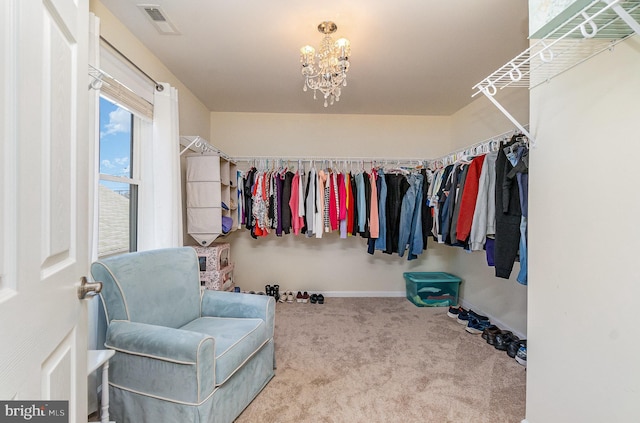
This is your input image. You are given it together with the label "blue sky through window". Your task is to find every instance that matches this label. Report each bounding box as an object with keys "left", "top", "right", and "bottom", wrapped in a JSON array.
[{"left": 99, "top": 97, "right": 132, "bottom": 191}]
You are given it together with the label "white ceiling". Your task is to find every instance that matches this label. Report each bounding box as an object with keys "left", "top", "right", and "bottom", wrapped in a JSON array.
[{"left": 99, "top": 0, "right": 529, "bottom": 116}]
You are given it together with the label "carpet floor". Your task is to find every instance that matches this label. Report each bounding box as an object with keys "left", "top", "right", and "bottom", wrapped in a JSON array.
[{"left": 235, "top": 297, "right": 526, "bottom": 423}]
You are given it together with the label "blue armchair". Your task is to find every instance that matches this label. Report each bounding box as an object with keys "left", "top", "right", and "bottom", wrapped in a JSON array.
[{"left": 91, "top": 247, "right": 275, "bottom": 423}]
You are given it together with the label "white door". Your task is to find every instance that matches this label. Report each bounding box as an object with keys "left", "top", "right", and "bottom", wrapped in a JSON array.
[{"left": 0, "top": 0, "right": 91, "bottom": 421}]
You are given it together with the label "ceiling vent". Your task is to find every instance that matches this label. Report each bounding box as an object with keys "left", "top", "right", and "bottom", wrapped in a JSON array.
[{"left": 137, "top": 4, "right": 180, "bottom": 35}]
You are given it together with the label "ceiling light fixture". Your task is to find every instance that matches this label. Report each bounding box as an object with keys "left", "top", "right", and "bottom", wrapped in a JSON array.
[{"left": 300, "top": 21, "right": 351, "bottom": 107}]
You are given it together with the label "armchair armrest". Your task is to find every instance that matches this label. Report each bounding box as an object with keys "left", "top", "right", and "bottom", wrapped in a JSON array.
[
  {"left": 201, "top": 290, "right": 275, "bottom": 339},
  {"left": 105, "top": 320, "right": 216, "bottom": 404}
]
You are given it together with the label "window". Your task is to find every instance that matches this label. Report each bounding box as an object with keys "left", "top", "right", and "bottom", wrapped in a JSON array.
[{"left": 98, "top": 96, "right": 139, "bottom": 257}]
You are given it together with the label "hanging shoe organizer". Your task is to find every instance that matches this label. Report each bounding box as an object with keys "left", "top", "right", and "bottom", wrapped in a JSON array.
[{"left": 472, "top": 0, "right": 640, "bottom": 146}]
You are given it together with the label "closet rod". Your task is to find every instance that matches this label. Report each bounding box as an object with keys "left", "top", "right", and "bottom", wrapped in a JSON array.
[
  {"left": 233, "top": 156, "right": 428, "bottom": 165},
  {"left": 100, "top": 36, "right": 164, "bottom": 92},
  {"left": 432, "top": 126, "right": 529, "bottom": 166}
]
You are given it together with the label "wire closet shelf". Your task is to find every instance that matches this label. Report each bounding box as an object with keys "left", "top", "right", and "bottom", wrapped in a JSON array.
[
  {"left": 471, "top": 0, "right": 640, "bottom": 146},
  {"left": 473, "top": 0, "right": 640, "bottom": 96}
]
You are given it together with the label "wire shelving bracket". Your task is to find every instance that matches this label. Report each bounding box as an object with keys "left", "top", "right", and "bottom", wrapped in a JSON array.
[{"left": 472, "top": 0, "right": 640, "bottom": 147}]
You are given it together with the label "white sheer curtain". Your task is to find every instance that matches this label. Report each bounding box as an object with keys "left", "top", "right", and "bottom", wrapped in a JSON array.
[
  {"left": 87, "top": 12, "right": 101, "bottom": 414},
  {"left": 138, "top": 83, "right": 183, "bottom": 250}
]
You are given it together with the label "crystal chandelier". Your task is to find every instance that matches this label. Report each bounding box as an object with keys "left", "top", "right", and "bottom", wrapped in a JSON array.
[{"left": 300, "top": 21, "right": 351, "bottom": 107}]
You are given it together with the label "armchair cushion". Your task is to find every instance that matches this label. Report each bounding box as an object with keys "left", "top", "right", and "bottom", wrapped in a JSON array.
[
  {"left": 180, "top": 317, "right": 267, "bottom": 386},
  {"left": 105, "top": 320, "right": 216, "bottom": 404},
  {"left": 201, "top": 289, "right": 275, "bottom": 340}
]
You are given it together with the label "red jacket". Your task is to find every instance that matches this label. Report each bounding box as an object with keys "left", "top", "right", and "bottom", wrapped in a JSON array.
[{"left": 456, "top": 155, "right": 486, "bottom": 242}]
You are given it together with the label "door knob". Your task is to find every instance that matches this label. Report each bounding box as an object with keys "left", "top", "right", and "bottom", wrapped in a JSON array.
[{"left": 77, "top": 276, "right": 102, "bottom": 299}]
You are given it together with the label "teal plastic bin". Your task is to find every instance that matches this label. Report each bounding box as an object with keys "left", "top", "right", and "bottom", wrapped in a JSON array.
[{"left": 403, "top": 272, "right": 461, "bottom": 307}]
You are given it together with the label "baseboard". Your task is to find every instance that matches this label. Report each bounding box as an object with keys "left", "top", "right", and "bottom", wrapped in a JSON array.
[
  {"left": 521, "top": 420, "right": 529, "bottom": 423},
  {"left": 459, "top": 298, "right": 526, "bottom": 340},
  {"left": 321, "top": 291, "right": 406, "bottom": 298}
]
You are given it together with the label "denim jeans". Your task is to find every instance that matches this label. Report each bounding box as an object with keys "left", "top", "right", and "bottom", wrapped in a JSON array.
[
  {"left": 398, "top": 173, "right": 424, "bottom": 258},
  {"left": 517, "top": 216, "right": 528, "bottom": 285}
]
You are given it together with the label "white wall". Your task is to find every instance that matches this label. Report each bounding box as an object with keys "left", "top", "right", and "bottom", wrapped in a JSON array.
[
  {"left": 211, "top": 112, "right": 451, "bottom": 158},
  {"left": 526, "top": 36, "right": 640, "bottom": 422}
]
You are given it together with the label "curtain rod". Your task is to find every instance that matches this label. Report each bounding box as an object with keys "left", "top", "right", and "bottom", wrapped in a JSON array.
[{"left": 100, "top": 36, "right": 164, "bottom": 92}]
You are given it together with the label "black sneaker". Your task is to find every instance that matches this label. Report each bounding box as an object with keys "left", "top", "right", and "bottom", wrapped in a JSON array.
[{"left": 495, "top": 331, "right": 519, "bottom": 351}]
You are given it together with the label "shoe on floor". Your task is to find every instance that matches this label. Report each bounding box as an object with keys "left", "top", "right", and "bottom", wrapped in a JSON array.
[
  {"left": 310, "top": 294, "right": 318, "bottom": 304},
  {"left": 317, "top": 294, "right": 325, "bottom": 304},
  {"left": 465, "top": 317, "right": 493, "bottom": 334},
  {"left": 447, "top": 306, "right": 465, "bottom": 319},
  {"left": 456, "top": 309, "right": 488, "bottom": 326},
  {"left": 286, "top": 291, "right": 294, "bottom": 303},
  {"left": 481, "top": 325, "right": 500, "bottom": 341},
  {"left": 296, "top": 291, "right": 303, "bottom": 303},
  {"left": 515, "top": 344, "right": 527, "bottom": 367},
  {"left": 508, "top": 339, "right": 526, "bottom": 359},
  {"left": 302, "top": 291, "right": 309, "bottom": 303},
  {"left": 486, "top": 328, "right": 508, "bottom": 345},
  {"left": 495, "top": 331, "right": 519, "bottom": 351}
]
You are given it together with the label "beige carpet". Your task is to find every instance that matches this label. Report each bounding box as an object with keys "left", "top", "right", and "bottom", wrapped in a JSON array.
[{"left": 235, "top": 297, "right": 526, "bottom": 423}]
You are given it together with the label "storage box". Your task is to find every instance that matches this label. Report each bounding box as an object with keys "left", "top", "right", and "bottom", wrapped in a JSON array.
[
  {"left": 193, "top": 243, "right": 230, "bottom": 272},
  {"left": 202, "top": 264, "right": 235, "bottom": 291},
  {"left": 403, "top": 272, "right": 461, "bottom": 307}
]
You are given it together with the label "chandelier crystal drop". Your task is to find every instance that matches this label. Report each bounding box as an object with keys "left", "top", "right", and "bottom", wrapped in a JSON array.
[{"left": 300, "top": 21, "right": 351, "bottom": 107}]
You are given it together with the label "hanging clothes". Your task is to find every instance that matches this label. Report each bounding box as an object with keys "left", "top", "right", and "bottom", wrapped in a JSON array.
[
  {"left": 439, "top": 164, "right": 460, "bottom": 244},
  {"left": 315, "top": 169, "right": 326, "bottom": 239},
  {"left": 355, "top": 173, "right": 366, "bottom": 233},
  {"left": 289, "top": 171, "right": 303, "bottom": 235},
  {"left": 328, "top": 172, "right": 339, "bottom": 231},
  {"left": 494, "top": 135, "right": 522, "bottom": 279},
  {"left": 237, "top": 170, "right": 244, "bottom": 230},
  {"left": 456, "top": 154, "right": 486, "bottom": 243},
  {"left": 507, "top": 144, "right": 529, "bottom": 285},
  {"left": 305, "top": 168, "right": 316, "bottom": 237},
  {"left": 373, "top": 169, "right": 387, "bottom": 252},
  {"left": 298, "top": 168, "right": 306, "bottom": 233},
  {"left": 361, "top": 171, "right": 371, "bottom": 238},
  {"left": 369, "top": 170, "right": 379, "bottom": 239},
  {"left": 347, "top": 172, "right": 358, "bottom": 236},
  {"left": 420, "top": 168, "right": 432, "bottom": 251},
  {"left": 275, "top": 172, "right": 284, "bottom": 236},
  {"left": 338, "top": 172, "right": 347, "bottom": 238},
  {"left": 385, "top": 173, "right": 410, "bottom": 254},
  {"left": 469, "top": 151, "right": 498, "bottom": 251},
  {"left": 449, "top": 163, "right": 470, "bottom": 246},
  {"left": 398, "top": 172, "right": 424, "bottom": 259},
  {"left": 251, "top": 172, "right": 269, "bottom": 237},
  {"left": 281, "top": 171, "right": 294, "bottom": 235}
]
